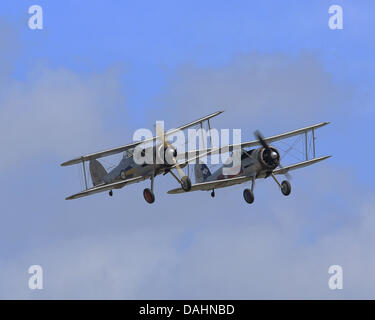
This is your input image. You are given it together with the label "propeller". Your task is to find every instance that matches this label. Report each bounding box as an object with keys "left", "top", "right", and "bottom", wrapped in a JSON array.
[
  {"left": 155, "top": 122, "right": 185, "bottom": 179},
  {"left": 254, "top": 130, "right": 291, "bottom": 180},
  {"left": 254, "top": 130, "right": 269, "bottom": 151}
]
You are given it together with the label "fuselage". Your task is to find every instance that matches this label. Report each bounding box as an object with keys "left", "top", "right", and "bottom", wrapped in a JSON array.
[
  {"left": 102, "top": 146, "right": 175, "bottom": 184},
  {"left": 205, "top": 146, "right": 280, "bottom": 182},
  {"left": 101, "top": 145, "right": 280, "bottom": 185}
]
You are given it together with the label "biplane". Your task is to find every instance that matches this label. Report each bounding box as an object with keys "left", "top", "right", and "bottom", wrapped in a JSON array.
[{"left": 61, "top": 111, "right": 330, "bottom": 204}]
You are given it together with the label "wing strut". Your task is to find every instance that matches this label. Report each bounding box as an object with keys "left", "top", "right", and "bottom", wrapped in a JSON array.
[
  {"left": 304, "top": 127, "right": 319, "bottom": 161},
  {"left": 82, "top": 160, "right": 88, "bottom": 190},
  {"left": 312, "top": 128, "right": 316, "bottom": 158},
  {"left": 305, "top": 131, "right": 308, "bottom": 161},
  {"left": 207, "top": 118, "right": 213, "bottom": 149}
]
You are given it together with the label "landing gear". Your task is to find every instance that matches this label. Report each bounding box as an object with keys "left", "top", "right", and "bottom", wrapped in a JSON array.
[
  {"left": 181, "top": 176, "right": 192, "bottom": 191},
  {"left": 243, "top": 189, "right": 254, "bottom": 204},
  {"left": 109, "top": 190, "right": 113, "bottom": 197},
  {"left": 211, "top": 190, "right": 215, "bottom": 198},
  {"left": 143, "top": 188, "right": 155, "bottom": 204},
  {"left": 243, "top": 176, "right": 255, "bottom": 204},
  {"left": 271, "top": 173, "right": 292, "bottom": 196},
  {"left": 143, "top": 174, "right": 155, "bottom": 204},
  {"left": 281, "top": 180, "right": 291, "bottom": 196},
  {"left": 168, "top": 169, "right": 192, "bottom": 192}
]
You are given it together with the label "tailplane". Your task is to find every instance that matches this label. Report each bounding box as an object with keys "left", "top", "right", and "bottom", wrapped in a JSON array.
[
  {"left": 194, "top": 163, "right": 211, "bottom": 183},
  {"left": 89, "top": 159, "right": 108, "bottom": 186}
]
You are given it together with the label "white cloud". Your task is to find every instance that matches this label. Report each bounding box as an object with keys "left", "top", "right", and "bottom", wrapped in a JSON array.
[
  {"left": 1, "top": 163, "right": 374, "bottom": 299},
  {"left": 0, "top": 19, "right": 368, "bottom": 299},
  {"left": 0, "top": 65, "right": 125, "bottom": 172},
  {"left": 154, "top": 52, "right": 351, "bottom": 132}
]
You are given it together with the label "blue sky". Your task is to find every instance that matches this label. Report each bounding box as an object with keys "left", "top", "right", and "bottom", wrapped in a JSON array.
[{"left": 0, "top": 1, "right": 374, "bottom": 298}]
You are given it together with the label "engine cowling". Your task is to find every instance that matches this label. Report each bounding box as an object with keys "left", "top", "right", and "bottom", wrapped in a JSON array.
[
  {"left": 258, "top": 146, "right": 280, "bottom": 170},
  {"left": 156, "top": 144, "right": 178, "bottom": 165},
  {"left": 164, "top": 145, "right": 178, "bottom": 164}
]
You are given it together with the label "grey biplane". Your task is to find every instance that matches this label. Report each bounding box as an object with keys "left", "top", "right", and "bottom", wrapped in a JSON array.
[
  {"left": 61, "top": 111, "right": 331, "bottom": 204},
  {"left": 168, "top": 120, "right": 331, "bottom": 204},
  {"left": 61, "top": 111, "right": 223, "bottom": 203}
]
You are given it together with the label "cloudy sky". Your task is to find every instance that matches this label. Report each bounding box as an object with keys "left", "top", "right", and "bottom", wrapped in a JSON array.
[{"left": 0, "top": 0, "right": 374, "bottom": 299}]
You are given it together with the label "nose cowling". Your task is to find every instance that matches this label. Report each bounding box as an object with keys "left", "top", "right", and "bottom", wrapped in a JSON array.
[
  {"left": 164, "top": 145, "right": 178, "bottom": 165},
  {"left": 258, "top": 146, "right": 280, "bottom": 170}
]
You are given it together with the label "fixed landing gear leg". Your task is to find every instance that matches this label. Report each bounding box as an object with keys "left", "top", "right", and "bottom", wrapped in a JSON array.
[
  {"left": 271, "top": 173, "right": 292, "bottom": 196},
  {"left": 143, "top": 174, "right": 155, "bottom": 204},
  {"left": 243, "top": 176, "right": 255, "bottom": 204},
  {"left": 169, "top": 169, "right": 192, "bottom": 192}
]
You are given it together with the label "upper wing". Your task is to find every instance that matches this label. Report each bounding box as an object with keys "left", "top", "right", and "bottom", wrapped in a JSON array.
[
  {"left": 61, "top": 141, "right": 144, "bottom": 167},
  {"left": 166, "top": 110, "right": 223, "bottom": 136},
  {"left": 61, "top": 111, "right": 224, "bottom": 167},
  {"left": 272, "top": 155, "right": 331, "bottom": 175},
  {"left": 167, "top": 175, "right": 252, "bottom": 194},
  {"left": 181, "top": 122, "right": 329, "bottom": 159},
  {"left": 65, "top": 176, "right": 148, "bottom": 200},
  {"left": 239, "top": 122, "right": 329, "bottom": 149}
]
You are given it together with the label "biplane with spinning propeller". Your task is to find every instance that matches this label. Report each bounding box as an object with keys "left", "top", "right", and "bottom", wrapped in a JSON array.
[{"left": 61, "top": 111, "right": 330, "bottom": 204}]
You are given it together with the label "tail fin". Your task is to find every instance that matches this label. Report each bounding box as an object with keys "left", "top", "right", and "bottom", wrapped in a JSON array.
[
  {"left": 194, "top": 163, "right": 211, "bottom": 183},
  {"left": 89, "top": 159, "right": 108, "bottom": 186}
]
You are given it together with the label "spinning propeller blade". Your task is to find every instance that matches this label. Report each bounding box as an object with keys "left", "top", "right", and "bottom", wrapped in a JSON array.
[
  {"left": 155, "top": 122, "right": 185, "bottom": 179},
  {"left": 254, "top": 130, "right": 270, "bottom": 150}
]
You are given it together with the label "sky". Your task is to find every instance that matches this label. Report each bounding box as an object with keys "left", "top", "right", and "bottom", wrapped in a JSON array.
[{"left": 0, "top": 0, "right": 374, "bottom": 299}]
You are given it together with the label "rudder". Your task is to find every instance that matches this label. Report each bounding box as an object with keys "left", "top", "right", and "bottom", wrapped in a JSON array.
[{"left": 89, "top": 159, "right": 108, "bottom": 186}]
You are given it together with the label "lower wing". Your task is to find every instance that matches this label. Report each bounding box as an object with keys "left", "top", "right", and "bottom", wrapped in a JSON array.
[
  {"left": 272, "top": 155, "right": 331, "bottom": 175},
  {"left": 65, "top": 176, "right": 148, "bottom": 200},
  {"left": 167, "top": 175, "right": 252, "bottom": 194},
  {"left": 168, "top": 155, "right": 331, "bottom": 195}
]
